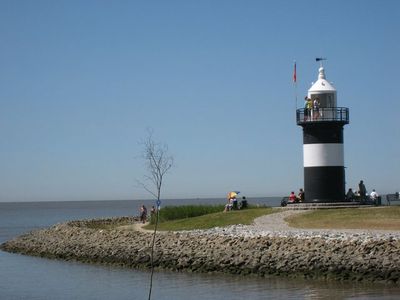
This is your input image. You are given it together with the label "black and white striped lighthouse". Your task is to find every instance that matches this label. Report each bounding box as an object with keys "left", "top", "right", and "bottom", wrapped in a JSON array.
[{"left": 296, "top": 65, "right": 349, "bottom": 202}]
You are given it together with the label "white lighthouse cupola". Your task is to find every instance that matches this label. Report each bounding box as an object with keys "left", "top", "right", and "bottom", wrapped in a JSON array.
[{"left": 308, "top": 67, "right": 337, "bottom": 110}]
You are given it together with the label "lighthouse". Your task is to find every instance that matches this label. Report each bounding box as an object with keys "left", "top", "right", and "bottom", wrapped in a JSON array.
[{"left": 296, "top": 65, "right": 349, "bottom": 202}]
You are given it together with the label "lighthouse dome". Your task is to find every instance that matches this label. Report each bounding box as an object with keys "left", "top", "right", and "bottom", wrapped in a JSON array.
[
  {"left": 308, "top": 66, "right": 337, "bottom": 108},
  {"left": 308, "top": 67, "right": 336, "bottom": 93}
]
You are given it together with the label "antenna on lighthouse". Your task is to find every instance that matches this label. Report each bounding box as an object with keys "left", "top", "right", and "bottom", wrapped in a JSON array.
[{"left": 316, "top": 57, "right": 327, "bottom": 67}]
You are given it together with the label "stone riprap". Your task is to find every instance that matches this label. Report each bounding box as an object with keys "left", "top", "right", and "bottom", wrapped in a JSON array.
[{"left": 1, "top": 214, "right": 399, "bottom": 284}]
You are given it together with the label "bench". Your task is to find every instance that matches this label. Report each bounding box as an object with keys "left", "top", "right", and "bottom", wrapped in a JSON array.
[{"left": 386, "top": 193, "right": 400, "bottom": 206}]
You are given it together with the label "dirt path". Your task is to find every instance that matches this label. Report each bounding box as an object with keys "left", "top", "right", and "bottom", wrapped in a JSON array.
[{"left": 117, "top": 222, "right": 154, "bottom": 233}]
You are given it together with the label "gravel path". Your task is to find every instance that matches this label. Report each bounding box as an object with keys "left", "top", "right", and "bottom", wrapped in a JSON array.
[{"left": 252, "top": 209, "right": 305, "bottom": 231}]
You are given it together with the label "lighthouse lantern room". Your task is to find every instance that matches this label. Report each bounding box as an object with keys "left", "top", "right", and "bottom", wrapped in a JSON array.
[{"left": 296, "top": 65, "right": 349, "bottom": 202}]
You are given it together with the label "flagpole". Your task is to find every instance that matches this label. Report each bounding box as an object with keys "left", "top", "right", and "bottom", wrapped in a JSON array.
[{"left": 293, "top": 61, "right": 298, "bottom": 109}]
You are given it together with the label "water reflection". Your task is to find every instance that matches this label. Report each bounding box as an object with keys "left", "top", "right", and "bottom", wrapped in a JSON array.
[{"left": 2, "top": 245, "right": 400, "bottom": 299}]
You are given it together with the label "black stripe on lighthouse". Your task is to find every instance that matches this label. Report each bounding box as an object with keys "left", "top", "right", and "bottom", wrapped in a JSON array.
[
  {"left": 302, "top": 123, "right": 345, "bottom": 202},
  {"left": 303, "top": 124, "right": 343, "bottom": 144}
]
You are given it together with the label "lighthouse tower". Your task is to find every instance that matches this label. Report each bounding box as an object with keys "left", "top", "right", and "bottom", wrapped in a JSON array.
[{"left": 296, "top": 66, "right": 349, "bottom": 202}]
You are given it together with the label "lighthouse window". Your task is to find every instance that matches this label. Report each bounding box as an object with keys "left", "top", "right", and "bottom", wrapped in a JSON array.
[
  {"left": 312, "top": 94, "right": 335, "bottom": 108},
  {"left": 327, "top": 95, "right": 334, "bottom": 108}
]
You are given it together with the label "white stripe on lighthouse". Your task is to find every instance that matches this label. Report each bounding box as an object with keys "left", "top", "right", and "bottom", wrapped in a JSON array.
[{"left": 303, "top": 143, "right": 344, "bottom": 167}]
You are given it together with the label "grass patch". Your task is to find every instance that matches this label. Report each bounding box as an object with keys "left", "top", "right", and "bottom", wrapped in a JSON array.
[
  {"left": 286, "top": 206, "right": 400, "bottom": 230},
  {"left": 151, "top": 205, "right": 225, "bottom": 224},
  {"left": 144, "top": 207, "right": 274, "bottom": 231}
]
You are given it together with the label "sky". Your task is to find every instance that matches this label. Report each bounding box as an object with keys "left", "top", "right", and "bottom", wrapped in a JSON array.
[{"left": 0, "top": 0, "right": 399, "bottom": 202}]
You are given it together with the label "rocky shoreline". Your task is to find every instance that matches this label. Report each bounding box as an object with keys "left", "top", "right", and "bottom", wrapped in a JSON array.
[{"left": 1, "top": 216, "right": 399, "bottom": 284}]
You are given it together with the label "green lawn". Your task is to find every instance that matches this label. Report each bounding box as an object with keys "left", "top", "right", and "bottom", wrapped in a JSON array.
[
  {"left": 144, "top": 207, "right": 275, "bottom": 231},
  {"left": 286, "top": 206, "right": 400, "bottom": 230}
]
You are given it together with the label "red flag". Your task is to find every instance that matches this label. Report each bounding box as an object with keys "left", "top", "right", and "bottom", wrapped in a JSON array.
[{"left": 293, "top": 62, "right": 297, "bottom": 83}]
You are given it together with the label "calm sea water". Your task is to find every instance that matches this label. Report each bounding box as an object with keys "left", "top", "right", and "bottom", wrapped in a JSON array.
[{"left": 1, "top": 198, "right": 400, "bottom": 300}]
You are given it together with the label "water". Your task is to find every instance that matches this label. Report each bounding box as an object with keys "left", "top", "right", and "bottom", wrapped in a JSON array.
[{"left": 1, "top": 198, "right": 400, "bottom": 299}]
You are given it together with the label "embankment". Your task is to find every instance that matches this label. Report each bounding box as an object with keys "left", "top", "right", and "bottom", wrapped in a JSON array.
[{"left": 1, "top": 217, "right": 399, "bottom": 284}]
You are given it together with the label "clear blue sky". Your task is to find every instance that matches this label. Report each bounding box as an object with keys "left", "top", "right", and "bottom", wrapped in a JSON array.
[{"left": 1, "top": 0, "right": 399, "bottom": 202}]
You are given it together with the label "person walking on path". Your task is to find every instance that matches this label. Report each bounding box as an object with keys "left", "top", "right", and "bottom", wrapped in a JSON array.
[{"left": 140, "top": 205, "right": 148, "bottom": 224}]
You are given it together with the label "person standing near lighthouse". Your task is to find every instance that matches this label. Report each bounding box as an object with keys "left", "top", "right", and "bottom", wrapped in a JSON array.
[{"left": 359, "top": 180, "right": 367, "bottom": 203}]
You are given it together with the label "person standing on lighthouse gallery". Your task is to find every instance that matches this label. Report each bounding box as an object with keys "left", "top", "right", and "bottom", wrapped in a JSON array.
[
  {"left": 313, "top": 98, "right": 320, "bottom": 120},
  {"left": 304, "top": 97, "right": 312, "bottom": 121},
  {"left": 304, "top": 97, "right": 309, "bottom": 121}
]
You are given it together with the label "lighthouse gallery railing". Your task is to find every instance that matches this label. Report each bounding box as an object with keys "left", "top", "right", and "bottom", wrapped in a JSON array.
[{"left": 296, "top": 107, "right": 349, "bottom": 125}]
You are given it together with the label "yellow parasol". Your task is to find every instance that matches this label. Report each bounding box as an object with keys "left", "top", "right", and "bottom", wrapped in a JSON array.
[{"left": 227, "top": 191, "right": 240, "bottom": 199}]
